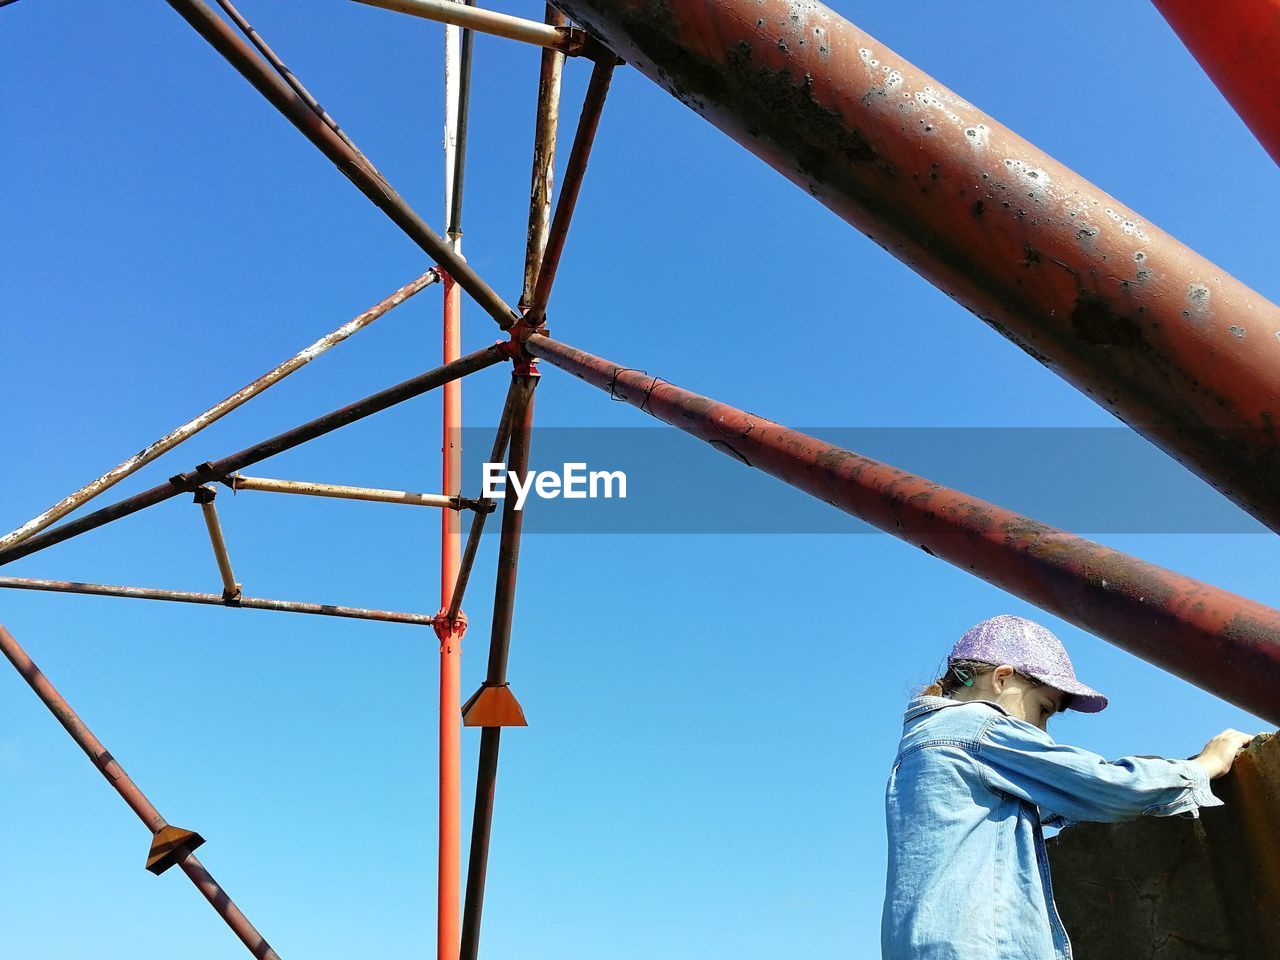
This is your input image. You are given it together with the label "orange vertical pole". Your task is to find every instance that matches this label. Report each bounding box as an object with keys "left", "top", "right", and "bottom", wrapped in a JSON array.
[
  {"left": 437, "top": 271, "right": 463, "bottom": 960},
  {"left": 439, "top": 11, "right": 467, "bottom": 955}
]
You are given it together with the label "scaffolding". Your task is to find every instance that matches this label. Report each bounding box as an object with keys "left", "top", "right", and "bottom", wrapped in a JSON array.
[{"left": 2, "top": 1, "right": 1280, "bottom": 958}]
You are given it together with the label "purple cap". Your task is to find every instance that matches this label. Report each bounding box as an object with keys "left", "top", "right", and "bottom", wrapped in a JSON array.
[{"left": 950, "top": 614, "right": 1108, "bottom": 713}]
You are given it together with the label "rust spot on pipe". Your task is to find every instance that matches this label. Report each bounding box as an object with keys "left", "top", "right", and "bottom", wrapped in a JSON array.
[{"left": 1070, "top": 291, "right": 1144, "bottom": 349}]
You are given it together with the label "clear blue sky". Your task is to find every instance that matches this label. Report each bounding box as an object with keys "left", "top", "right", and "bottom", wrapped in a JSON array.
[{"left": 2, "top": 2, "right": 1278, "bottom": 958}]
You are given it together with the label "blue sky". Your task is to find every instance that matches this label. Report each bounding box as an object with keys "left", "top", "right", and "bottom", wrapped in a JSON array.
[{"left": 2, "top": 1, "right": 1278, "bottom": 958}]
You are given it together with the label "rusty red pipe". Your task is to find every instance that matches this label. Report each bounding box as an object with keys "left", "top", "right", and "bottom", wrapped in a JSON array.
[
  {"left": 0, "top": 625, "right": 281, "bottom": 959},
  {"left": 525, "top": 333, "right": 1280, "bottom": 725},
  {"left": 550, "top": 0, "right": 1280, "bottom": 534},
  {"left": 1152, "top": 0, "right": 1280, "bottom": 166}
]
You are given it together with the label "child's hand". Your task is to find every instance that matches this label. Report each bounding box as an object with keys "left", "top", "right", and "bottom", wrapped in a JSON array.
[{"left": 1191, "top": 729, "right": 1258, "bottom": 779}]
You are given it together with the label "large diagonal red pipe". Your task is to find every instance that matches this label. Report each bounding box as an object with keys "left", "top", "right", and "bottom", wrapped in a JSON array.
[
  {"left": 550, "top": 0, "right": 1280, "bottom": 534},
  {"left": 1152, "top": 0, "right": 1280, "bottom": 166},
  {"left": 525, "top": 333, "right": 1280, "bottom": 725}
]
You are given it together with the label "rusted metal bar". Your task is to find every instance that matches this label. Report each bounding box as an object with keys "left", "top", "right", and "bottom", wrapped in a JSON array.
[
  {"left": 0, "top": 271, "right": 438, "bottom": 553},
  {"left": 446, "top": 1, "right": 476, "bottom": 245},
  {"left": 525, "top": 332, "right": 1280, "bottom": 725},
  {"left": 212, "top": 0, "right": 369, "bottom": 164},
  {"left": 194, "top": 487, "right": 241, "bottom": 601},
  {"left": 459, "top": 373, "right": 538, "bottom": 960},
  {"left": 551, "top": 0, "right": 1280, "bottom": 533},
  {"left": 0, "top": 577, "right": 438, "bottom": 626},
  {"left": 0, "top": 624, "right": 282, "bottom": 959},
  {"left": 519, "top": 5, "right": 569, "bottom": 312},
  {"left": 1151, "top": 0, "right": 1280, "bottom": 166},
  {"left": 0, "top": 345, "right": 506, "bottom": 567},
  {"left": 523, "top": 55, "right": 614, "bottom": 326},
  {"left": 352, "top": 0, "right": 583, "bottom": 55},
  {"left": 226, "top": 475, "right": 481, "bottom": 510},
  {"left": 161, "top": 0, "right": 518, "bottom": 328},
  {"left": 444, "top": 379, "right": 520, "bottom": 626},
  {"left": 445, "top": 499, "right": 496, "bottom": 628}
]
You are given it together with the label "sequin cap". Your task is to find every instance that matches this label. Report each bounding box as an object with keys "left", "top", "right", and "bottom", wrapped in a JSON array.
[{"left": 950, "top": 614, "right": 1108, "bottom": 713}]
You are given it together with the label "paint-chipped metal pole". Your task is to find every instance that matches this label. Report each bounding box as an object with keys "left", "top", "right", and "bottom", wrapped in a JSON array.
[
  {"left": 0, "top": 625, "right": 282, "bottom": 960},
  {"left": 353, "top": 0, "right": 584, "bottom": 55},
  {"left": 0, "top": 271, "right": 438, "bottom": 553},
  {"left": 0, "top": 577, "right": 439, "bottom": 626},
  {"left": 524, "top": 56, "right": 615, "bottom": 326},
  {"left": 459, "top": 372, "right": 538, "bottom": 960},
  {"left": 519, "top": 5, "right": 569, "bottom": 312},
  {"left": 551, "top": 0, "right": 1280, "bottom": 533},
  {"left": 524, "top": 333, "right": 1280, "bottom": 725},
  {"left": 1151, "top": 0, "right": 1280, "bottom": 166},
  {"left": 195, "top": 487, "right": 241, "bottom": 601},
  {"left": 227, "top": 475, "right": 480, "bottom": 510},
  {"left": 161, "top": 0, "right": 518, "bottom": 328},
  {"left": 0, "top": 345, "right": 506, "bottom": 567}
]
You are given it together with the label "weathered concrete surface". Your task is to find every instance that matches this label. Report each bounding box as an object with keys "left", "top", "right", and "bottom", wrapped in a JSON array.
[{"left": 1047, "top": 732, "right": 1279, "bottom": 959}]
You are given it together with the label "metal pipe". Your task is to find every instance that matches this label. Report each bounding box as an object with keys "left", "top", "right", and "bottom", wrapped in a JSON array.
[
  {"left": 444, "top": 378, "right": 520, "bottom": 626},
  {"left": 438, "top": 274, "right": 464, "bottom": 960},
  {"left": 525, "top": 333, "right": 1280, "bottom": 725},
  {"left": 523, "top": 56, "right": 614, "bottom": 326},
  {"left": 212, "top": 0, "right": 369, "bottom": 163},
  {"left": 0, "top": 625, "right": 282, "bottom": 959},
  {"left": 178, "top": 856, "right": 282, "bottom": 960},
  {"left": 1151, "top": 0, "right": 1280, "bottom": 166},
  {"left": 459, "top": 373, "right": 538, "bottom": 960},
  {"left": 439, "top": 22, "right": 472, "bottom": 953},
  {"left": 551, "top": 0, "right": 1280, "bottom": 533},
  {"left": 519, "top": 5, "right": 568, "bottom": 311},
  {"left": 352, "top": 0, "right": 581, "bottom": 55},
  {"left": 446, "top": 2, "right": 476, "bottom": 243},
  {"left": 227, "top": 475, "right": 474, "bottom": 509},
  {"left": 0, "top": 271, "right": 438, "bottom": 553},
  {"left": 0, "top": 345, "right": 506, "bottom": 567},
  {"left": 161, "top": 0, "right": 518, "bottom": 328},
  {"left": 0, "top": 577, "right": 438, "bottom": 626},
  {"left": 445, "top": 500, "right": 495, "bottom": 627},
  {"left": 195, "top": 487, "right": 241, "bottom": 601}
]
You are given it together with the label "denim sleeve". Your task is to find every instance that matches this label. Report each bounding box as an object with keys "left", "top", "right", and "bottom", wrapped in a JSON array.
[{"left": 975, "top": 715, "right": 1224, "bottom": 824}]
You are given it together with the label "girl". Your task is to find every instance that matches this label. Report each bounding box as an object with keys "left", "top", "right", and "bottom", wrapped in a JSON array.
[{"left": 881, "top": 614, "right": 1256, "bottom": 960}]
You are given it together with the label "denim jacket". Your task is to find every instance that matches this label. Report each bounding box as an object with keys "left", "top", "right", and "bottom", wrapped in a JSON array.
[{"left": 881, "top": 695, "right": 1222, "bottom": 960}]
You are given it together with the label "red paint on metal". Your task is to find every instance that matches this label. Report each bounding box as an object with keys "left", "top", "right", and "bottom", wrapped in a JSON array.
[
  {"left": 525, "top": 333, "right": 1280, "bottom": 725},
  {"left": 550, "top": 0, "right": 1280, "bottom": 533},
  {"left": 0, "top": 625, "right": 281, "bottom": 959},
  {"left": 1152, "top": 0, "right": 1280, "bottom": 166},
  {"left": 439, "top": 273, "right": 463, "bottom": 960}
]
